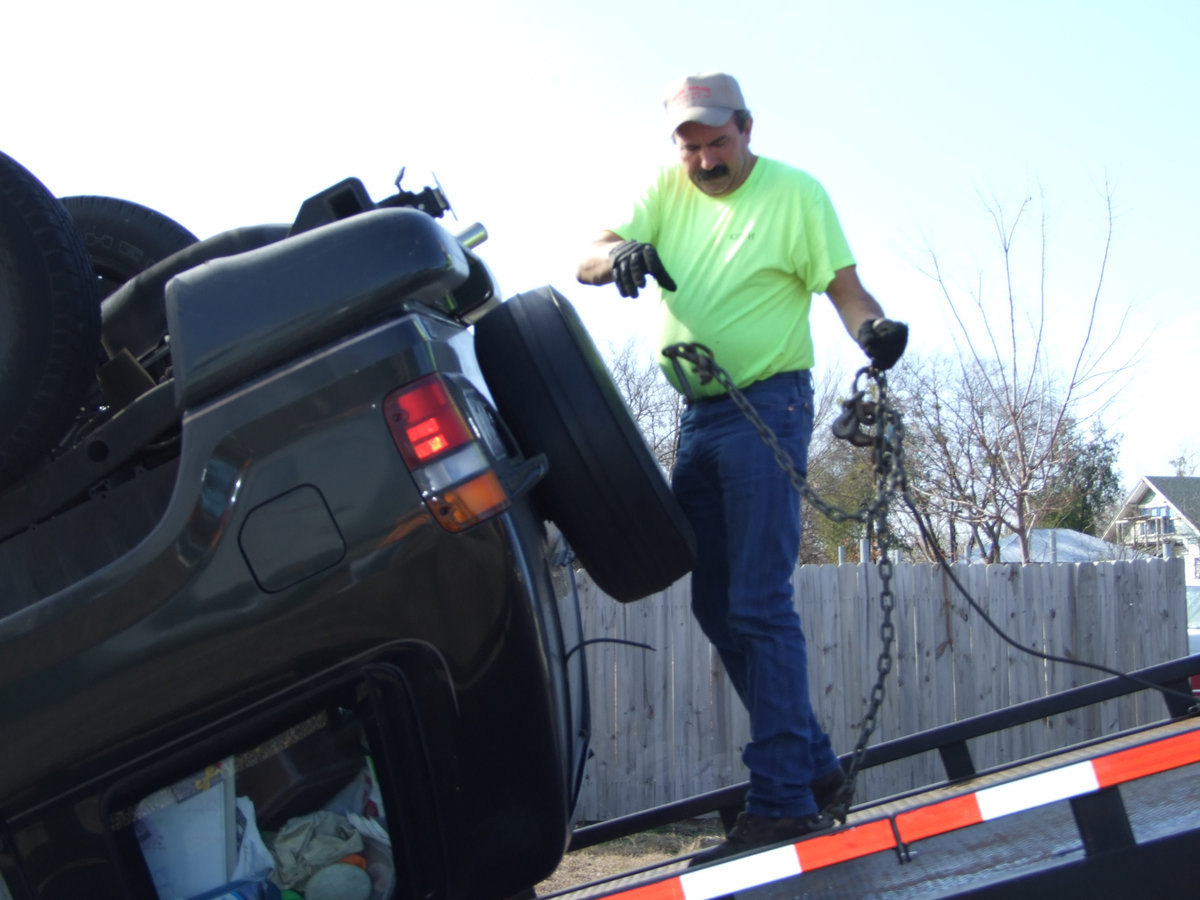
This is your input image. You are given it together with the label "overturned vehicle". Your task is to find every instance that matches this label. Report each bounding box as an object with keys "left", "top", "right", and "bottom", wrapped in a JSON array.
[{"left": 0, "top": 150, "right": 696, "bottom": 900}]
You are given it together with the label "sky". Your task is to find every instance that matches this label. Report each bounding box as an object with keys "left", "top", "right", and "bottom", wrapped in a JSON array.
[{"left": 3, "top": 0, "right": 1196, "bottom": 488}]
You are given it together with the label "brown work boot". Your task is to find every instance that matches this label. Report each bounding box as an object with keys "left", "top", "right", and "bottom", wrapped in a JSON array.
[
  {"left": 688, "top": 811, "right": 832, "bottom": 867},
  {"left": 811, "top": 765, "right": 846, "bottom": 814}
]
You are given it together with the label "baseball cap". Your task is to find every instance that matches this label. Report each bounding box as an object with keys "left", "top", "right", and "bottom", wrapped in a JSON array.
[{"left": 662, "top": 72, "right": 747, "bottom": 135}]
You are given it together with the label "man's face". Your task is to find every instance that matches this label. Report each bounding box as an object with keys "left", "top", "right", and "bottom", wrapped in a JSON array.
[{"left": 674, "top": 116, "right": 755, "bottom": 197}]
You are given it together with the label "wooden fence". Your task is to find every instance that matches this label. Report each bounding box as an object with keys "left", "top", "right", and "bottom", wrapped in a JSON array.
[{"left": 573, "top": 556, "right": 1188, "bottom": 823}]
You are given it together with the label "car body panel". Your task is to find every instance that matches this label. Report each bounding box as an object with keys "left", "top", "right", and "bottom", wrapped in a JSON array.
[{"left": 0, "top": 207, "right": 588, "bottom": 899}]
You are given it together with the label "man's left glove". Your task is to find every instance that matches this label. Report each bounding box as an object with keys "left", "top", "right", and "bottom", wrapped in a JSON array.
[
  {"left": 857, "top": 318, "right": 909, "bottom": 371},
  {"left": 609, "top": 241, "right": 677, "bottom": 298}
]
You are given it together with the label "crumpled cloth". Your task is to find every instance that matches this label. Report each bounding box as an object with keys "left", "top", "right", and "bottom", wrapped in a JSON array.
[{"left": 268, "top": 810, "right": 364, "bottom": 890}]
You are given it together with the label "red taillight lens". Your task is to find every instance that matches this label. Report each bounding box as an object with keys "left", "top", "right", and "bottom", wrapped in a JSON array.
[
  {"left": 388, "top": 377, "right": 474, "bottom": 467},
  {"left": 385, "top": 375, "right": 510, "bottom": 531}
]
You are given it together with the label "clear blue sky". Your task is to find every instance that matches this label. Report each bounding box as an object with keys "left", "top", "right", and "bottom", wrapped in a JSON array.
[{"left": 4, "top": 0, "right": 1196, "bottom": 486}]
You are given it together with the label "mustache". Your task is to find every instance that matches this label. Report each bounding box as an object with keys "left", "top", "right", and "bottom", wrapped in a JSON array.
[{"left": 695, "top": 164, "right": 730, "bottom": 181}]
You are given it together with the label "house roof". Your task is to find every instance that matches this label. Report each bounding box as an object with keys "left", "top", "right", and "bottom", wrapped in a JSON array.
[
  {"left": 1104, "top": 475, "right": 1200, "bottom": 541},
  {"left": 1144, "top": 476, "right": 1200, "bottom": 528}
]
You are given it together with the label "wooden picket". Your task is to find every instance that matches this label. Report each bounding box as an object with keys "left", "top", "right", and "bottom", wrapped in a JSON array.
[{"left": 572, "top": 557, "right": 1188, "bottom": 823}]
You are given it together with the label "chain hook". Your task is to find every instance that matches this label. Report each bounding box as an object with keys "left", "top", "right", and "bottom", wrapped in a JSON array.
[
  {"left": 832, "top": 393, "right": 876, "bottom": 447},
  {"left": 662, "top": 342, "right": 719, "bottom": 403},
  {"left": 832, "top": 368, "right": 882, "bottom": 448}
]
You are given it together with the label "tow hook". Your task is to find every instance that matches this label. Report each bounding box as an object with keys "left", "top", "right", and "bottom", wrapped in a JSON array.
[{"left": 832, "top": 372, "right": 879, "bottom": 448}]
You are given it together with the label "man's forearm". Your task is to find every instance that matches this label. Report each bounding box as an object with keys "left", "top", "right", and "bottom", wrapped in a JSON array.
[
  {"left": 835, "top": 292, "right": 886, "bottom": 339},
  {"left": 577, "top": 232, "right": 625, "bottom": 285},
  {"left": 826, "top": 265, "right": 886, "bottom": 338}
]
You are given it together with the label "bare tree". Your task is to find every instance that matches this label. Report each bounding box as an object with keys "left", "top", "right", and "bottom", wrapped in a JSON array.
[
  {"left": 1170, "top": 449, "right": 1199, "bottom": 477},
  {"left": 603, "top": 340, "right": 685, "bottom": 473},
  {"left": 896, "top": 185, "right": 1139, "bottom": 563},
  {"left": 891, "top": 354, "right": 1077, "bottom": 561}
]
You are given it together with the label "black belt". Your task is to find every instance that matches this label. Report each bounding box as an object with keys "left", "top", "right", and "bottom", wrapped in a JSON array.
[{"left": 684, "top": 391, "right": 730, "bottom": 407}]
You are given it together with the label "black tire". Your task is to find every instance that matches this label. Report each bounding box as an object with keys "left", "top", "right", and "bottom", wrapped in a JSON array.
[
  {"left": 60, "top": 195, "right": 198, "bottom": 298},
  {"left": 474, "top": 286, "right": 697, "bottom": 602},
  {"left": 0, "top": 152, "right": 102, "bottom": 487}
]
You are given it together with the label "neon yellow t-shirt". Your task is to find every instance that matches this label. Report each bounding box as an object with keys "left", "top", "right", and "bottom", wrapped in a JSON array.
[{"left": 611, "top": 157, "right": 855, "bottom": 397}]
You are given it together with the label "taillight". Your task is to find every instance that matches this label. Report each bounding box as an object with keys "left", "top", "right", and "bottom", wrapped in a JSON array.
[{"left": 385, "top": 374, "right": 510, "bottom": 531}]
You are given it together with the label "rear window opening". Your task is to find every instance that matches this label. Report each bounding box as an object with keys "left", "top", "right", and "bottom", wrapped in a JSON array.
[{"left": 112, "top": 708, "right": 395, "bottom": 900}]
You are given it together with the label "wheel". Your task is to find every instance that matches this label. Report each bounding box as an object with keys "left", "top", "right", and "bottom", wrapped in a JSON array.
[
  {"left": 59, "top": 195, "right": 198, "bottom": 298},
  {"left": 474, "top": 286, "right": 697, "bottom": 602},
  {"left": 0, "top": 152, "right": 102, "bottom": 487}
]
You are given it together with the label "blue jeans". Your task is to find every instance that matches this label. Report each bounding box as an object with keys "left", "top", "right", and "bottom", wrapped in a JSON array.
[{"left": 672, "top": 370, "right": 839, "bottom": 818}]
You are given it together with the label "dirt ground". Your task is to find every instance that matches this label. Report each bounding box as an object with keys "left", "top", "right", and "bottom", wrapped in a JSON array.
[{"left": 535, "top": 820, "right": 724, "bottom": 895}]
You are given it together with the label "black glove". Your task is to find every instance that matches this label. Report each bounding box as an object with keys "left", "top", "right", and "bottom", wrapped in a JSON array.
[
  {"left": 609, "top": 241, "right": 677, "bottom": 298},
  {"left": 857, "top": 318, "right": 909, "bottom": 371}
]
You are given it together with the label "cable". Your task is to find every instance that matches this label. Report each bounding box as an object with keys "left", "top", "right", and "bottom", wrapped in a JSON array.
[
  {"left": 901, "top": 491, "right": 1198, "bottom": 713},
  {"left": 565, "top": 638, "right": 655, "bottom": 665}
]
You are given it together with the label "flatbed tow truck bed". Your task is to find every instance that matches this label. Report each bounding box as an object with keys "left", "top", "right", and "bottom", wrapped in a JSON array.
[{"left": 548, "top": 655, "right": 1200, "bottom": 900}]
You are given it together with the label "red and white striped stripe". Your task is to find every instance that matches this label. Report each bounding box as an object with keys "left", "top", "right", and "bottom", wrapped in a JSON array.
[
  {"left": 597, "top": 724, "right": 1200, "bottom": 900},
  {"left": 895, "top": 727, "right": 1200, "bottom": 843}
]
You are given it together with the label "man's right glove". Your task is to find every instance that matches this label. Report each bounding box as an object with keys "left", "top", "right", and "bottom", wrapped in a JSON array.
[
  {"left": 857, "top": 318, "right": 909, "bottom": 371},
  {"left": 609, "top": 241, "right": 677, "bottom": 298}
]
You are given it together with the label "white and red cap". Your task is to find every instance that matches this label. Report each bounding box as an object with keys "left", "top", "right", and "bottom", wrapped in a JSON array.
[{"left": 662, "top": 72, "right": 747, "bottom": 135}]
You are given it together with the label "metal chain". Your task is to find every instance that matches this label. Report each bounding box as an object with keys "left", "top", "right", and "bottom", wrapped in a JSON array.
[
  {"left": 662, "top": 343, "right": 908, "bottom": 822},
  {"left": 835, "top": 394, "right": 907, "bottom": 822}
]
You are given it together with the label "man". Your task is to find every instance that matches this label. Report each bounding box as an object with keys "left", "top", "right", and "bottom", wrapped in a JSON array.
[{"left": 576, "top": 72, "right": 908, "bottom": 863}]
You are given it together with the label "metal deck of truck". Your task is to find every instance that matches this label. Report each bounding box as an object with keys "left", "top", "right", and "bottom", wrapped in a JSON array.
[{"left": 546, "top": 655, "right": 1200, "bottom": 900}]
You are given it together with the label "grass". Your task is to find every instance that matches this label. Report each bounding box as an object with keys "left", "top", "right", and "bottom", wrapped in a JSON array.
[{"left": 536, "top": 819, "right": 724, "bottom": 895}]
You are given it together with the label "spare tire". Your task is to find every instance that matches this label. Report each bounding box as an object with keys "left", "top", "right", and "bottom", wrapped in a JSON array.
[
  {"left": 474, "top": 286, "right": 696, "bottom": 602},
  {"left": 60, "top": 195, "right": 198, "bottom": 298},
  {"left": 0, "top": 152, "right": 102, "bottom": 487}
]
